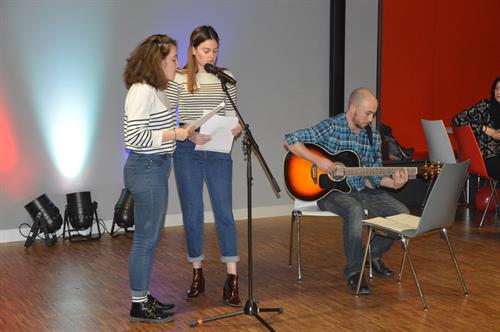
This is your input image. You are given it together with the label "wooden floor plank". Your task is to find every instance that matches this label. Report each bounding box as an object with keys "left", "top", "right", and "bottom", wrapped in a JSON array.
[{"left": 1, "top": 206, "right": 500, "bottom": 331}]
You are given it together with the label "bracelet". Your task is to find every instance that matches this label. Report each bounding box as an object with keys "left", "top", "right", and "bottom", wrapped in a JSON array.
[
  {"left": 173, "top": 128, "right": 177, "bottom": 140},
  {"left": 482, "top": 125, "right": 487, "bottom": 133}
]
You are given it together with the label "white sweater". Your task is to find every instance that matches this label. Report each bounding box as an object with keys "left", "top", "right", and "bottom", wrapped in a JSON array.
[{"left": 124, "top": 83, "right": 176, "bottom": 154}]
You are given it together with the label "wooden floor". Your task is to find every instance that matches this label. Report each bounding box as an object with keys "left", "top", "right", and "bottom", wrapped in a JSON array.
[{"left": 1, "top": 206, "right": 500, "bottom": 331}]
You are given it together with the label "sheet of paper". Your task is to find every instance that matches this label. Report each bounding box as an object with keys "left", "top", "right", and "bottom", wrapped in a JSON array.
[
  {"left": 363, "top": 213, "right": 420, "bottom": 232},
  {"left": 190, "top": 101, "right": 225, "bottom": 130},
  {"left": 194, "top": 115, "right": 239, "bottom": 153}
]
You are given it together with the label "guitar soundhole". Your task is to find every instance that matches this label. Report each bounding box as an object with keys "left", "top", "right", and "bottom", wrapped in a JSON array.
[{"left": 330, "top": 164, "right": 346, "bottom": 182}]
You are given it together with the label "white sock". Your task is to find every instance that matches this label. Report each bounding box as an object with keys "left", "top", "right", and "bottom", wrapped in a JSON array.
[{"left": 131, "top": 295, "right": 148, "bottom": 303}]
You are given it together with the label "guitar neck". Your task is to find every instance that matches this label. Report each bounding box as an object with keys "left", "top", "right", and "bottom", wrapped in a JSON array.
[{"left": 340, "top": 167, "right": 418, "bottom": 179}]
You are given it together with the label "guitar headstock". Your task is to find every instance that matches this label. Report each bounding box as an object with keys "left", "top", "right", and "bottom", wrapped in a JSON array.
[{"left": 418, "top": 162, "right": 442, "bottom": 180}]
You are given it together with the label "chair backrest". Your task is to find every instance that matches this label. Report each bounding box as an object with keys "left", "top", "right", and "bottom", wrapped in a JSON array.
[
  {"left": 452, "top": 126, "right": 490, "bottom": 178},
  {"left": 416, "top": 160, "right": 470, "bottom": 235},
  {"left": 421, "top": 119, "right": 456, "bottom": 163}
]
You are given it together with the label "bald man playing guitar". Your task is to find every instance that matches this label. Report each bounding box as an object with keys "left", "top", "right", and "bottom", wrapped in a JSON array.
[{"left": 284, "top": 88, "right": 410, "bottom": 294}]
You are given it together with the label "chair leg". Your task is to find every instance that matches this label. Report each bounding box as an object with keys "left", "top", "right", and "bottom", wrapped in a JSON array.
[
  {"left": 479, "top": 204, "right": 490, "bottom": 227},
  {"left": 289, "top": 211, "right": 304, "bottom": 282},
  {"left": 367, "top": 231, "right": 375, "bottom": 280},
  {"left": 356, "top": 227, "right": 373, "bottom": 296},
  {"left": 459, "top": 174, "right": 469, "bottom": 205},
  {"left": 296, "top": 214, "right": 303, "bottom": 282},
  {"left": 367, "top": 244, "right": 373, "bottom": 280},
  {"left": 400, "top": 237, "right": 428, "bottom": 311},
  {"left": 492, "top": 180, "right": 500, "bottom": 213},
  {"left": 421, "top": 177, "right": 435, "bottom": 209},
  {"left": 441, "top": 228, "right": 468, "bottom": 296},
  {"left": 465, "top": 174, "right": 470, "bottom": 205},
  {"left": 479, "top": 180, "right": 497, "bottom": 227},
  {"left": 398, "top": 239, "right": 409, "bottom": 283},
  {"left": 288, "top": 211, "right": 296, "bottom": 268}
]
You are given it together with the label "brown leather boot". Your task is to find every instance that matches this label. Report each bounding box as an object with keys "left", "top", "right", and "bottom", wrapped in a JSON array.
[
  {"left": 223, "top": 273, "right": 241, "bottom": 307},
  {"left": 186, "top": 268, "right": 205, "bottom": 299}
]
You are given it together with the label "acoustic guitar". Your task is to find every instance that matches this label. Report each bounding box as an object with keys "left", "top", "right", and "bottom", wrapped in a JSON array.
[{"left": 284, "top": 143, "right": 440, "bottom": 201}]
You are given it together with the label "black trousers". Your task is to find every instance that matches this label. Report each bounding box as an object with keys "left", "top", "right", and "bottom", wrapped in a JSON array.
[{"left": 485, "top": 157, "right": 500, "bottom": 181}]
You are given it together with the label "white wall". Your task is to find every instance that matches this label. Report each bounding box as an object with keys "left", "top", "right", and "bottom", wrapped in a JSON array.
[{"left": 0, "top": 0, "right": 332, "bottom": 241}]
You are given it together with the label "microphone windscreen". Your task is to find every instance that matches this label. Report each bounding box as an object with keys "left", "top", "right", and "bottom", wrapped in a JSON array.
[{"left": 204, "top": 63, "right": 215, "bottom": 73}]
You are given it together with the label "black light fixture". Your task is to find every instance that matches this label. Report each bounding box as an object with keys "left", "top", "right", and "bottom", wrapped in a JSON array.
[
  {"left": 24, "top": 194, "right": 63, "bottom": 247},
  {"left": 111, "top": 188, "right": 135, "bottom": 237},
  {"left": 63, "top": 191, "right": 102, "bottom": 241}
]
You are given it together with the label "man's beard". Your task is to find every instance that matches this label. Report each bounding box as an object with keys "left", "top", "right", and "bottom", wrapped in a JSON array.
[{"left": 354, "top": 120, "right": 369, "bottom": 129}]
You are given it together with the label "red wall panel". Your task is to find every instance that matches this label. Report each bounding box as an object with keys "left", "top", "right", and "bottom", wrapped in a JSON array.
[{"left": 380, "top": 0, "right": 500, "bottom": 156}]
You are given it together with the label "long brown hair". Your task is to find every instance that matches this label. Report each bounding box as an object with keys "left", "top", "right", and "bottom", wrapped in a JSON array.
[
  {"left": 124, "top": 34, "right": 177, "bottom": 90},
  {"left": 182, "top": 26, "right": 219, "bottom": 93}
]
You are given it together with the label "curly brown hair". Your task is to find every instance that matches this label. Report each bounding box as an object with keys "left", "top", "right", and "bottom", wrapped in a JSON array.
[
  {"left": 182, "top": 26, "right": 219, "bottom": 93},
  {"left": 124, "top": 34, "right": 177, "bottom": 90}
]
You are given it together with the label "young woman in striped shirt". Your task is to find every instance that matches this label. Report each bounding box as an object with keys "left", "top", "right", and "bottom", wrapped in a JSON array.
[
  {"left": 123, "top": 34, "right": 191, "bottom": 323},
  {"left": 166, "top": 26, "right": 243, "bottom": 307}
]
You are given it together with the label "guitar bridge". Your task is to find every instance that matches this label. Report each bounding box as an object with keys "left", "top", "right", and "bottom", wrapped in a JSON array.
[{"left": 311, "top": 165, "right": 318, "bottom": 184}]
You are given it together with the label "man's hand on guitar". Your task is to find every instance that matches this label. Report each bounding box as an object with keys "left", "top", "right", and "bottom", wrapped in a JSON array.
[
  {"left": 315, "top": 157, "right": 336, "bottom": 173},
  {"left": 391, "top": 168, "right": 409, "bottom": 189}
]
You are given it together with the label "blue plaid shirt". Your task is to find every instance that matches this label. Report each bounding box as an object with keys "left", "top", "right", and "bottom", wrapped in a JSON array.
[{"left": 284, "top": 113, "right": 383, "bottom": 191}]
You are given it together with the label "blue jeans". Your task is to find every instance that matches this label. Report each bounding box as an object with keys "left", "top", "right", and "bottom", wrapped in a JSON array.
[
  {"left": 318, "top": 188, "right": 409, "bottom": 278},
  {"left": 124, "top": 151, "right": 172, "bottom": 297},
  {"left": 174, "top": 140, "right": 239, "bottom": 263}
]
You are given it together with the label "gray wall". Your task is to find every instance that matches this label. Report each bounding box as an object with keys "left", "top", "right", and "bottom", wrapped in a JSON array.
[
  {"left": 0, "top": 0, "right": 331, "bottom": 236},
  {"left": 0, "top": 0, "right": 379, "bottom": 240},
  {"left": 345, "top": 0, "right": 379, "bottom": 106}
]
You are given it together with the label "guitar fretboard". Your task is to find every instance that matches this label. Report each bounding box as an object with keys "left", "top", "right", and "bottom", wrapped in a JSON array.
[{"left": 336, "top": 167, "right": 418, "bottom": 179}]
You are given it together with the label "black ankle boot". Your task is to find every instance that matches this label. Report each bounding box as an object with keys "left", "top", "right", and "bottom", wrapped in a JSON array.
[
  {"left": 147, "top": 294, "right": 176, "bottom": 314},
  {"left": 129, "top": 301, "right": 175, "bottom": 323},
  {"left": 186, "top": 268, "right": 205, "bottom": 299},
  {"left": 223, "top": 273, "right": 241, "bottom": 307}
]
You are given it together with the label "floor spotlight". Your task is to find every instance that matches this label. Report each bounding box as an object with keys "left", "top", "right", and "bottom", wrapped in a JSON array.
[
  {"left": 111, "top": 188, "right": 135, "bottom": 237},
  {"left": 24, "top": 194, "right": 63, "bottom": 247},
  {"left": 63, "top": 191, "right": 102, "bottom": 241}
]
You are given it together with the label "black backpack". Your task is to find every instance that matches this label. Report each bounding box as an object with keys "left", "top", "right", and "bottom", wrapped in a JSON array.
[{"left": 380, "top": 124, "right": 415, "bottom": 160}]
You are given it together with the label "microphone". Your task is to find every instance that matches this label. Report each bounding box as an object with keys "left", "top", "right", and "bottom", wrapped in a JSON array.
[{"left": 204, "top": 63, "right": 236, "bottom": 85}]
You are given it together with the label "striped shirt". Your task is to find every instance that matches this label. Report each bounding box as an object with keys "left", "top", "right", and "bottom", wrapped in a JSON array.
[
  {"left": 165, "top": 71, "right": 237, "bottom": 124},
  {"left": 124, "top": 83, "right": 176, "bottom": 154},
  {"left": 285, "top": 113, "right": 383, "bottom": 191}
]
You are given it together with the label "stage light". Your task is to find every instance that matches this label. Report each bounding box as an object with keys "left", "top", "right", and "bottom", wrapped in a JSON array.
[
  {"left": 111, "top": 188, "right": 135, "bottom": 237},
  {"left": 63, "top": 191, "right": 102, "bottom": 241},
  {"left": 24, "top": 194, "right": 62, "bottom": 247}
]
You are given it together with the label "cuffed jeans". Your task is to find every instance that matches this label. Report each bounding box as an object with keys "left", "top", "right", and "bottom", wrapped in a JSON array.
[
  {"left": 174, "top": 140, "right": 239, "bottom": 263},
  {"left": 318, "top": 188, "right": 409, "bottom": 278},
  {"left": 124, "top": 151, "right": 172, "bottom": 297}
]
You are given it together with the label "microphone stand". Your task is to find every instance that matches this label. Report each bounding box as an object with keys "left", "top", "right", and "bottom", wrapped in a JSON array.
[{"left": 189, "top": 78, "right": 283, "bottom": 331}]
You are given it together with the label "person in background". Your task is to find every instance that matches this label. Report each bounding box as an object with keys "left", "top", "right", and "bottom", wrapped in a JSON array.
[
  {"left": 166, "top": 26, "right": 243, "bottom": 307},
  {"left": 452, "top": 76, "right": 500, "bottom": 179},
  {"left": 284, "top": 88, "right": 409, "bottom": 294},
  {"left": 123, "top": 34, "right": 191, "bottom": 323}
]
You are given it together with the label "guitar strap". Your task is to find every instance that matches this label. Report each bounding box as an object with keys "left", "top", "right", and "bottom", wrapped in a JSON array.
[
  {"left": 365, "top": 125, "right": 377, "bottom": 164},
  {"left": 366, "top": 125, "right": 373, "bottom": 148}
]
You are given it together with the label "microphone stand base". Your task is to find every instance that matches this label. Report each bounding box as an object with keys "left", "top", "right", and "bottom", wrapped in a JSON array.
[{"left": 188, "top": 298, "right": 283, "bottom": 332}]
